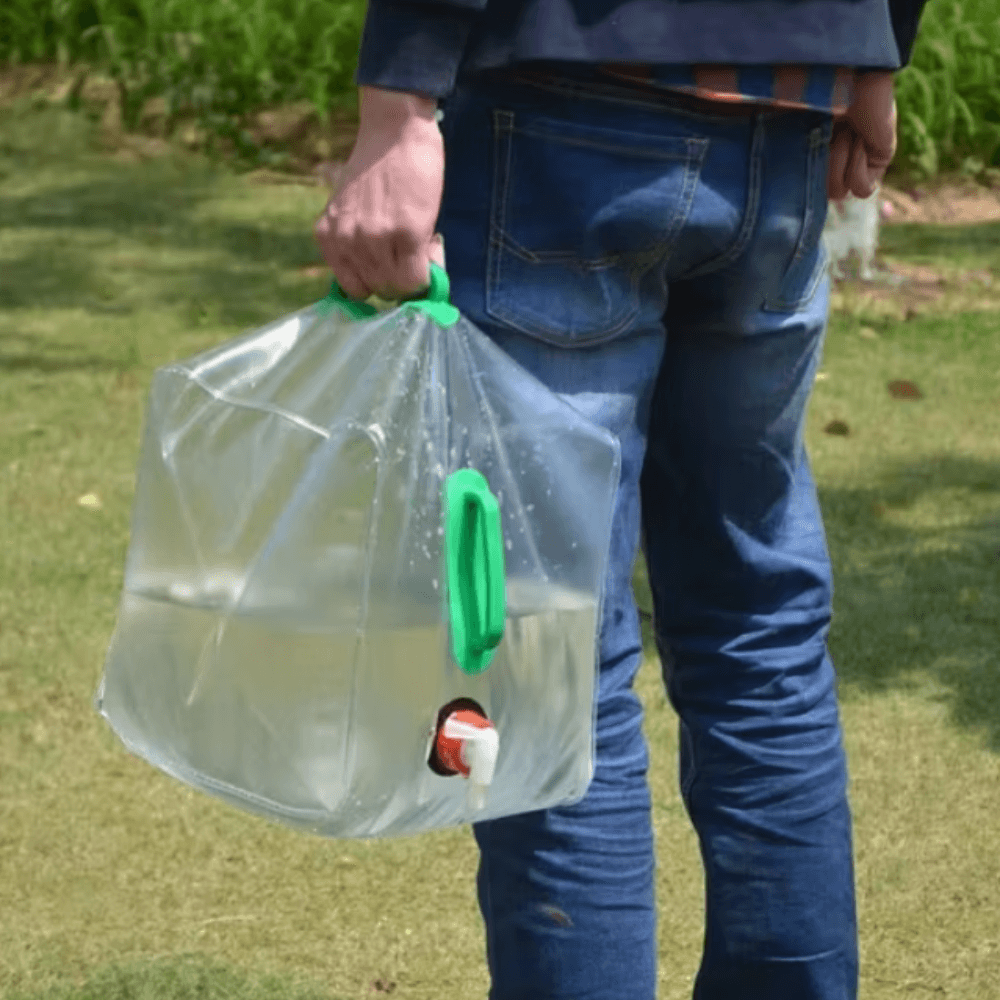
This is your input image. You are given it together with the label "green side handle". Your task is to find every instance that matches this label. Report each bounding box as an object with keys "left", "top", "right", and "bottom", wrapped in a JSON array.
[
  {"left": 445, "top": 469, "right": 506, "bottom": 675},
  {"left": 318, "top": 260, "right": 460, "bottom": 328}
]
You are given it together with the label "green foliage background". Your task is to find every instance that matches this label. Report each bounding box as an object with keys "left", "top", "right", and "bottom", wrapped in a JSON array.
[
  {"left": 2, "top": 0, "right": 1000, "bottom": 180},
  {"left": 0, "top": 0, "right": 367, "bottom": 139}
]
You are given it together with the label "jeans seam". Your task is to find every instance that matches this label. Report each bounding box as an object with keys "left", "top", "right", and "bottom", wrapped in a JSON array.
[
  {"left": 679, "top": 716, "right": 698, "bottom": 806},
  {"left": 515, "top": 120, "right": 707, "bottom": 161}
]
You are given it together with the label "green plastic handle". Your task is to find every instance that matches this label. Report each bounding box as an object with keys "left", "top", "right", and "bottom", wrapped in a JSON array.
[
  {"left": 318, "top": 260, "right": 459, "bottom": 327},
  {"left": 445, "top": 469, "right": 506, "bottom": 675}
]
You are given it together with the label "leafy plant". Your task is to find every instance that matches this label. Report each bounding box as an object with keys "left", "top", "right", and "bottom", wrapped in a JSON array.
[
  {"left": 1, "top": 0, "right": 367, "bottom": 132},
  {"left": 1, "top": 0, "right": 999, "bottom": 180},
  {"left": 893, "top": 0, "right": 1000, "bottom": 181}
]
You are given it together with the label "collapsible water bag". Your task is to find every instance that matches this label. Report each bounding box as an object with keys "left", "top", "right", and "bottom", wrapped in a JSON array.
[{"left": 94, "top": 261, "right": 620, "bottom": 839}]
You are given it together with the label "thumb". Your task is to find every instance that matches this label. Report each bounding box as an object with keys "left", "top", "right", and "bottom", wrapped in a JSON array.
[
  {"left": 864, "top": 97, "right": 898, "bottom": 173},
  {"left": 846, "top": 130, "right": 877, "bottom": 199}
]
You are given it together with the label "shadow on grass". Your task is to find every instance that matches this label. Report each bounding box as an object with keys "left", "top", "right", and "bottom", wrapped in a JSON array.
[
  {"left": 0, "top": 175, "right": 326, "bottom": 329},
  {"left": 0, "top": 176, "right": 321, "bottom": 270},
  {"left": 821, "top": 453, "right": 1000, "bottom": 749},
  {"left": 4, "top": 953, "right": 349, "bottom": 1000},
  {"left": 0, "top": 110, "right": 328, "bottom": 334},
  {"left": 634, "top": 452, "right": 1000, "bottom": 750}
]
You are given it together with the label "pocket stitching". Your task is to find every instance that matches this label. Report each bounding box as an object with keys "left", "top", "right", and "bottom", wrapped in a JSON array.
[
  {"left": 516, "top": 116, "right": 707, "bottom": 163},
  {"left": 675, "top": 118, "right": 766, "bottom": 281},
  {"left": 486, "top": 110, "right": 707, "bottom": 347},
  {"left": 763, "top": 122, "right": 832, "bottom": 313}
]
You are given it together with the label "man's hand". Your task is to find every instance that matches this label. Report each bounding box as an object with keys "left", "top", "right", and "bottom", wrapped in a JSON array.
[
  {"left": 827, "top": 71, "right": 898, "bottom": 201},
  {"left": 314, "top": 86, "right": 446, "bottom": 302}
]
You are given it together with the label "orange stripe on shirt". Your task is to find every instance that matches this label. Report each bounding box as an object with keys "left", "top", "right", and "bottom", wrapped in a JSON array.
[
  {"left": 692, "top": 65, "right": 741, "bottom": 99},
  {"left": 595, "top": 62, "right": 858, "bottom": 115}
]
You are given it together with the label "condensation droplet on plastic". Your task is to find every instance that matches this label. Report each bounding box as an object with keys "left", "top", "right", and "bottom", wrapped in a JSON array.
[
  {"left": 505, "top": 539, "right": 512, "bottom": 551},
  {"left": 571, "top": 542, "right": 578, "bottom": 549},
  {"left": 546, "top": 489, "right": 551, "bottom": 497},
  {"left": 525, "top": 504, "right": 534, "bottom": 512},
  {"left": 437, "top": 526, "right": 444, "bottom": 536},
  {"left": 432, "top": 579, "right": 438, "bottom": 590}
]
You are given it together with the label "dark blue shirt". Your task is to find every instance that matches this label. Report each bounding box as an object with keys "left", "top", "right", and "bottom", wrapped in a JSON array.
[{"left": 354, "top": 0, "right": 930, "bottom": 113}]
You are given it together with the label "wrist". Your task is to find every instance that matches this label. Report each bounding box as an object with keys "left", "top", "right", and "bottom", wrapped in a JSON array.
[{"left": 359, "top": 86, "right": 439, "bottom": 130}]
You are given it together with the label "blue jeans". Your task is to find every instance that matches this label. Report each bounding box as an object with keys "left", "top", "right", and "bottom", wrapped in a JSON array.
[{"left": 437, "top": 63, "right": 857, "bottom": 1000}]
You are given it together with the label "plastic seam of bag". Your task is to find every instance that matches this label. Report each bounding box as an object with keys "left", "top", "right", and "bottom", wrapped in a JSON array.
[{"left": 168, "top": 365, "right": 332, "bottom": 440}]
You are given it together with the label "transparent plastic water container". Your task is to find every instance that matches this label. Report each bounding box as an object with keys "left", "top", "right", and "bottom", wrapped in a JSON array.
[{"left": 94, "top": 263, "right": 620, "bottom": 839}]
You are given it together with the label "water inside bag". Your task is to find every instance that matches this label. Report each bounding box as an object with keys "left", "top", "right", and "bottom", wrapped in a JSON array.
[{"left": 101, "top": 572, "right": 599, "bottom": 838}]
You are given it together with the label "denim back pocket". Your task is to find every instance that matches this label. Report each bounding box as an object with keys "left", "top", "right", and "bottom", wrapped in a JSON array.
[
  {"left": 486, "top": 109, "right": 707, "bottom": 348},
  {"left": 762, "top": 119, "right": 834, "bottom": 313}
]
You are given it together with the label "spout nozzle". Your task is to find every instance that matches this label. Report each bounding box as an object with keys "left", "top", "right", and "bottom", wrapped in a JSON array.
[
  {"left": 431, "top": 706, "right": 499, "bottom": 810},
  {"left": 444, "top": 718, "right": 499, "bottom": 788}
]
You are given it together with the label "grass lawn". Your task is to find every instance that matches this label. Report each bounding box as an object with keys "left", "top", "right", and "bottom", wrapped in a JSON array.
[{"left": 1, "top": 101, "right": 999, "bottom": 1000}]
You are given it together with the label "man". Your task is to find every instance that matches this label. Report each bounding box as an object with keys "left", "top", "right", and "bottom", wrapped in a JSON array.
[{"left": 315, "top": 2, "right": 930, "bottom": 997}]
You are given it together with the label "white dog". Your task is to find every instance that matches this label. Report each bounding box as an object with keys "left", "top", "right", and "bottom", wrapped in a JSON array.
[{"left": 821, "top": 184, "right": 884, "bottom": 282}]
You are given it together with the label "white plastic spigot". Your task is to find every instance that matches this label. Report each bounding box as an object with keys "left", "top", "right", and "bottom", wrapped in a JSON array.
[{"left": 442, "top": 716, "right": 499, "bottom": 810}]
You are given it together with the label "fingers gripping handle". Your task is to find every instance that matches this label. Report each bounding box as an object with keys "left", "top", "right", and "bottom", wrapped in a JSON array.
[{"left": 320, "top": 258, "right": 459, "bottom": 327}]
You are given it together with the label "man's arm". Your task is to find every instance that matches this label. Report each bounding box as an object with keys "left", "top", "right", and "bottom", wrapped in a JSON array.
[
  {"left": 314, "top": 78, "right": 446, "bottom": 303},
  {"left": 313, "top": 0, "right": 483, "bottom": 302}
]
